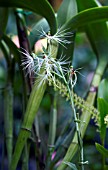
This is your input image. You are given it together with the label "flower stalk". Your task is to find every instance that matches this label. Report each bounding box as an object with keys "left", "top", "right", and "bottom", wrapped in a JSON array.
[
  {"left": 56, "top": 64, "right": 85, "bottom": 170},
  {"left": 45, "top": 93, "right": 57, "bottom": 170}
]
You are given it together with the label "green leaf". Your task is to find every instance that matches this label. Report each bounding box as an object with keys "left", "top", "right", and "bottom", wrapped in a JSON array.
[
  {"left": 0, "top": 8, "right": 8, "bottom": 38},
  {"left": 61, "top": 6, "right": 108, "bottom": 61},
  {"left": 63, "top": 161, "right": 78, "bottom": 170},
  {"left": 0, "top": 0, "right": 57, "bottom": 35},
  {"left": 57, "top": 0, "right": 77, "bottom": 26},
  {"left": 2, "top": 34, "right": 21, "bottom": 63},
  {"left": 97, "top": 98, "right": 108, "bottom": 142},
  {"left": 98, "top": 79, "right": 108, "bottom": 103},
  {"left": 76, "top": 0, "right": 108, "bottom": 59},
  {"left": 4, "top": 84, "right": 13, "bottom": 166},
  {"left": 76, "top": 0, "right": 101, "bottom": 11},
  {"left": 59, "top": 6, "right": 108, "bottom": 62},
  {"left": 95, "top": 143, "right": 108, "bottom": 158},
  {"left": 57, "top": 0, "right": 77, "bottom": 64},
  {"left": 62, "top": 7, "right": 108, "bottom": 31},
  {"left": 75, "top": 0, "right": 101, "bottom": 33}
]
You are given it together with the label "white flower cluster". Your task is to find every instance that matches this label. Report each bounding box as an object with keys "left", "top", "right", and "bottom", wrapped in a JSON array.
[
  {"left": 21, "top": 50, "right": 68, "bottom": 87},
  {"left": 20, "top": 28, "right": 78, "bottom": 88}
]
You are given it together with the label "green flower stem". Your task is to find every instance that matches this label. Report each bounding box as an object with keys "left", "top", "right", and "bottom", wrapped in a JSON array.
[
  {"left": 57, "top": 59, "right": 107, "bottom": 170},
  {"left": 1, "top": 40, "right": 14, "bottom": 169},
  {"left": 48, "top": 94, "right": 57, "bottom": 145},
  {"left": 45, "top": 94, "right": 57, "bottom": 170},
  {"left": 10, "top": 82, "right": 46, "bottom": 170},
  {"left": 21, "top": 143, "right": 29, "bottom": 170},
  {"left": 67, "top": 86, "right": 84, "bottom": 170},
  {"left": 57, "top": 66, "right": 85, "bottom": 170},
  {"left": 4, "top": 84, "right": 13, "bottom": 168},
  {"left": 15, "top": 9, "right": 33, "bottom": 170}
]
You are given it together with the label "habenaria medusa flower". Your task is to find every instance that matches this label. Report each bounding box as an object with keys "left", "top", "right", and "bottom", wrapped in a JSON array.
[{"left": 37, "top": 27, "right": 73, "bottom": 48}]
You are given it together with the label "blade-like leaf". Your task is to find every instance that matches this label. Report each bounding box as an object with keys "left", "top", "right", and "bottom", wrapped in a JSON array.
[
  {"left": 2, "top": 34, "right": 21, "bottom": 63},
  {"left": 57, "top": 0, "right": 77, "bottom": 26},
  {"left": 61, "top": 7, "right": 108, "bottom": 31},
  {"left": 57, "top": 0, "right": 77, "bottom": 64},
  {"left": 0, "top": 0, "right": 57, "bottom": 35},
  {"left": 97, "top": 98, "right": 108, "bottom": 142},
  {"left": 96, "top": 143, "right": 108, "bottom": 158},
  {"left": 61, "top": 6, "right": 108, "bottom": 61},
  {"left": 76, "top": 0, "right": 108, "bottom": 59},
  {"left": 76, "top": 0, "right": 101, "bottom": 10},
  {"left": 98, "top": 79, "right": 108, "bottom": 103}
]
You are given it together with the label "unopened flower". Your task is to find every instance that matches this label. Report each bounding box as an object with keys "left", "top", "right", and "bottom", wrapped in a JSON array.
[
  {"left": 34, "top": 38, "right": 47, "bottom": 54},
  {"left": 68, "top": 66, "right": 78, "bottom": 88},
  {"left": 68, "top": 66, "right": 84, "bottom": 88}
]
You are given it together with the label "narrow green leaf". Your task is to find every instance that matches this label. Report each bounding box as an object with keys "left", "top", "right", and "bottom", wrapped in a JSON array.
[
  {"left": 61, "top": 7, "right": 108, "bottom": 31},
  {"left": 63, "top": 161, "right": 78, "bottom": 170},
  {"left": 76, "top": 0, "right": 108, "bottom": 59},
  {"left": 57, "top": 0, "right": 77, "bottom": 64},
  {"left": 0, "top": 0, "right": 57, "bottom": 35},
  {"left": 2, "top": 34, "right": 21, "bottom": 63},
  {"left": 98, "top": 79, "right": 108, "bottom": 103},
  {"left": 96, "top": 143, "right": 108, "bottom": 158},
  {"left": 76, "top": 0, "right": 101, "bottom": 11},
  {"left": 59, "top": 6, "right": 108, "bottom": 62},
  {"left": 0, "top": 8, "right": 8, "bottom": 38},
  {"left": 97, "top": 98, "right": 108, "bottom": 142},
  {"left": 76, "top": 0, "right": 101, "bottom": 33},
  {"left": 61, "top": 6, "right": 108, "bottom": 61},
  {"left": 0, "top": 40, "right": 10, "bottom": 64},
  {"left": 4, "top": 85, "right": 13, "bottom": 167},
  {"left": 57, "top": 0, "right": 77, "bottom": 26}
]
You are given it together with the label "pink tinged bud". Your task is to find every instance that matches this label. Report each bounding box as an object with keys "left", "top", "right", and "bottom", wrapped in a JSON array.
[
  {"left": 34, "top": 38, "right": 47, "bottom": 54},
  {"left": 51, "top": 151, "right": 56, "bottom": 160},
  {"left": 12, "top": 35, "right": 20, "bottom": 48}
]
